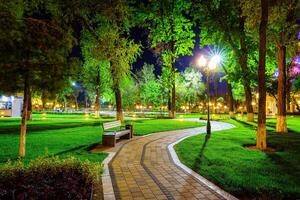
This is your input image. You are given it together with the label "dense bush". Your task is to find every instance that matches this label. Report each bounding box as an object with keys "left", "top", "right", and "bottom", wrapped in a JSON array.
[{"left": 0, "top": 157, "right": 102, "bottom": 200}]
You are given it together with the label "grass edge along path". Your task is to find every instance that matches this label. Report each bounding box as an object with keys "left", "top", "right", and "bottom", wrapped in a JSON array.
[{"left": 175, "top": 118, "right": 300, "bottom": 199}]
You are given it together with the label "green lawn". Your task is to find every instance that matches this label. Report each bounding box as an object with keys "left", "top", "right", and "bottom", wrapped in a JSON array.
[
  {"left": 0, "top": 113, "right": 203, "bottom": 164},
  {"left": 175, "top": 117, "right": 300, "bottom": 199}
]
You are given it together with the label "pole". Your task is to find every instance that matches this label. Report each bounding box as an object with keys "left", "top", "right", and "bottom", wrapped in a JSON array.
[{"left": 207, "top": 68, "right": 211, "bottom": 134}]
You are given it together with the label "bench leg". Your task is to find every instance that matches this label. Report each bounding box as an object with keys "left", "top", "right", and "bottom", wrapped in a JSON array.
[
  {"left": 125, "top": 125, "right": 134, "bottom": 138},
  {"left": 102, "top": 135, "right": 116, "bottom": 147}
]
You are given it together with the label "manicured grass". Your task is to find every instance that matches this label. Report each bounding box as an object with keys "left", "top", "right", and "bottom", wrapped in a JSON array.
[
  {"left": 0, "top": 114, "right": 202, "bottom": 164},
  {"left": 175, "top": 117, "right": 300, "bottom": 199}
]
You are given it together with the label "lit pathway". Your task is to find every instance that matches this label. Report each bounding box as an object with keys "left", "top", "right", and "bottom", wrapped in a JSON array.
[{"left": 107, "top": 120, "right": 237, "bottom": 200}]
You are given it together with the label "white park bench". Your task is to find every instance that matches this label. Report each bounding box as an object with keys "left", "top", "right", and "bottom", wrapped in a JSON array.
[{"left": 102, "top": 120, "right": 133, "bottom": 147}]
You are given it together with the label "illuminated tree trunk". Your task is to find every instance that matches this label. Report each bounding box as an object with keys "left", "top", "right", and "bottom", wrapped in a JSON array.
[
  {"left": 238, "top": 16, "right": 254, "bottom": 122},
  {"left": 170, "top": 64, "right": 176, "bottom": 119},
  {"left": 73, "top": 94, "right": 78, "bottom": 111},
  {"left": 95, "top": 68, "right": 100, "bottom": 118},
  {"left": 168, "top": 91, "right": 171, "bottom": 116},
  {"left": 26, "top": 89, "right": 32, "bottom": 120},
  {"left": 276, "top": 41, "right": 288, "bottom": 133},
  {"left": 257, "top": 0, "right": 268, "bottom": 150},
  {"left": 115, "top": 83, "right": 123, "bottom": 122},
  {"left": 41, "top": 91, "right": 47, "bottom": 110},
  {"left": 227, "top": 83, "right": 235, "bottom": 118},
  {"left": 169, "top": 12, "right": 176, "bottom": 119},
  {"left": 213, "top": 74, "right": 218, "bottom": 114},
  {"left": 52, "top": 95, "right": 58, "bottom": 110},
  {"left": 20, "top": 75, "right": 29, "bottom": 158},
  {"left": 239, "top": 48, "right": 254, "bottom": 122}
]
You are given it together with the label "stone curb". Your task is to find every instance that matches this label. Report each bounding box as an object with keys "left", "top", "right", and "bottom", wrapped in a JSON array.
[{"left": 101, "top": 152, "right": 116, "bottom": 200}]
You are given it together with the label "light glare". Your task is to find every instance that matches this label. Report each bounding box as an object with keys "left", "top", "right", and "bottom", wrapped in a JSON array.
[{"left": 198, "top": 55, "right": 207, "bottom": 67}]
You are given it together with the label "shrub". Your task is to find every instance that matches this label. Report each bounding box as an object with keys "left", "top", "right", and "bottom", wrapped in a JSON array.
[{"left": 0, "top": 156, "right": 102, "bottom": 199}]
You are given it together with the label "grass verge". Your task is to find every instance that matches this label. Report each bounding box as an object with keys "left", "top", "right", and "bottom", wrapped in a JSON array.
[{"left": 175, "top": 117, "right": 300, "bottom": 199}]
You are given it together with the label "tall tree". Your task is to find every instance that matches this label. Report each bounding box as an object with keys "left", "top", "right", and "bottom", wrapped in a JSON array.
[
  {"left": 257, "top": 0, "right": 269, "bottom": 150},
  {"left": 81, "top": 31, "right": 111, "bottom": 118},
  {"left": 268, "top": 0, "right": 300, "bottom": 133},
  {"left": 140, "top": 0, "right": 195, "bottom": 118},
  {"left": 194, "top": 0, "right": 255, "bottom": 121},
  {"left": 0, "top": 0, "right": 76, "bottom": 158}
]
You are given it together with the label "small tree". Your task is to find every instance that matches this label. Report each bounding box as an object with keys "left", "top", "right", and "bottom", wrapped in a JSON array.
[
  {"left": 140, "top": 0, "right": 195, "bottom": 118},
  {"left": 138, "top": 64, "right": 162, "bottom": 109}
]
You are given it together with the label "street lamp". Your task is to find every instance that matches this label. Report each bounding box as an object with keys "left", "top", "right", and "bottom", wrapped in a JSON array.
[{"left": 198, "top": 54, "right": 221, "bottom": 134}]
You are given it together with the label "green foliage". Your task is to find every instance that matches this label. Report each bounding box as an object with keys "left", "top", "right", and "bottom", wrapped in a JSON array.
[
  {"left": 139, "top": 0, "right": 195, "bottom": 102},
  {"left": 0, "top": 0, "right": 77, "bottom": 96},
  {"left": 176, "top": 67, "right": 205, "bottom": 107},
  {"left": 121, "top": 77, "right": 140, "bottom": 110},
  {"left": 293, "top": 76, "right": 300, "bottom": 92},
  {"left": 81, "top": 30, "right": 112, "bottom": 102},
  {"left": 138, "top": 64, "right": 162, "bottom": 108}
]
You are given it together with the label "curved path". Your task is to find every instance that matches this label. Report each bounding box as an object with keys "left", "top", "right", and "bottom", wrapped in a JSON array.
[{"left": 106, "top": 120, "right": 236, "bottom": 200}]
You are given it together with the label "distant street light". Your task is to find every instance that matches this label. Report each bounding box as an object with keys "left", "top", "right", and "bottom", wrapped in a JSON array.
[{"left": 198, "top": 54, "right": 221, "bottom": 134}]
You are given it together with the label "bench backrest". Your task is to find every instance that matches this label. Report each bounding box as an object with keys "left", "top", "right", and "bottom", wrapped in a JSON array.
[{"left": 102, "top": 120, "right": 121, "bottom": 130}]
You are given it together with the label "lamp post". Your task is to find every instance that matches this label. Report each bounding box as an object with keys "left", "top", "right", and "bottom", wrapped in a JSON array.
[{"left": 198, "top": 55, "right": 221, "bottom": 134}]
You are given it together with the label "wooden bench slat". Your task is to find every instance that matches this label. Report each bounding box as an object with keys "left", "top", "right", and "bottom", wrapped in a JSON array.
[{"left": 102, "top": 120, "right": 121, "bottom": 130}]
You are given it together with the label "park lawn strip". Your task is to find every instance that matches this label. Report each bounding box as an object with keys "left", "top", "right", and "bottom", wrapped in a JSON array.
[
  {"left": 0, "top": 115, "right": 203, "bottom": 165},
  {"left": 175, "top": 118, "right": 300, "bottom": 199}
]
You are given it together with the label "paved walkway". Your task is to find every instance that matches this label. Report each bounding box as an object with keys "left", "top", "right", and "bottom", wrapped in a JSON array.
[{"left": 107, "top": 120, "right": 236, "bottom": 200}]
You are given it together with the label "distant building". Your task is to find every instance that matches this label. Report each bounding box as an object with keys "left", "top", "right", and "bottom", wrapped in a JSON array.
[{"left": 0, "top": 95, "right": 23, "bottom": 118}]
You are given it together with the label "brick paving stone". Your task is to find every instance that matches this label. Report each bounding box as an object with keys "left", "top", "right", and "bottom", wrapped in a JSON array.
[{"left": 109, "top": 120, "right": 236, "bottom": 200}]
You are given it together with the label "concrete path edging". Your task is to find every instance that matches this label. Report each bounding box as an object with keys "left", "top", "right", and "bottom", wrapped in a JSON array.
[
  {"left": 101, "top": 152, "right": 116, "bottom": 200},
  {"left": 168, "top": 133, "right": 238, "bottom": 200}
]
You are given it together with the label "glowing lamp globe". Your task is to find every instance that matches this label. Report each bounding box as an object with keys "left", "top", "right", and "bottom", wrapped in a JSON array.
[{"left": 198, "top": 55, "right": 207, "bottom": 67}]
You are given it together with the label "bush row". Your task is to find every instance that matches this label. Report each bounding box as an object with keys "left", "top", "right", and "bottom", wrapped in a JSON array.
[{"left": 0, "top": 156, "right": 102, "bottom": 200}]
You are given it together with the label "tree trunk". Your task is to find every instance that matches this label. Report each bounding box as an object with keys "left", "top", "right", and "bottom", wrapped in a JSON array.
[
  {"left": 244, "top": 85, "right": 254, "bottom": 121},
  {"left": 227, "top": 83, "right": 235, "bottom": 118},
  {"left": 257, "top": 0, "right": 268, "bottom": 151},
  {"left": 73, "top": 94, "right": 78, "bottom": 111},
  {"left": 63, "top": 98, "right": 67, "bottom": 112},
  {"left": 239, "top": 17, "right": 254, "bottom": 122},
  {"left": 95, "top": 68, "right": 100, "bottom": 118},
  {"left": 168, "top": 91, "right": 171, "bottom": 116},
  {"left": 276, "top": 41, "right": 288, "bottom": 133},
  {"left": 239, "top": 54, "right": 254, "bottom": 122},
  {"left": 41, "top": 91, "right": 47, "bottom": 110},
  {"left": 115, "top": 84, "right": 123, "bottom": 122},
  {"left": 20, "top": 75, "right": 29, "bottom": 158},
  {"left": 169, "top": 11, "right": 176, "bottom": 119},
  {"left": 171, "top": 71, "right": 176, "bottom": 118},
  {"left": 26, "top": 89, "right": 32, "bottom": 120}
]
